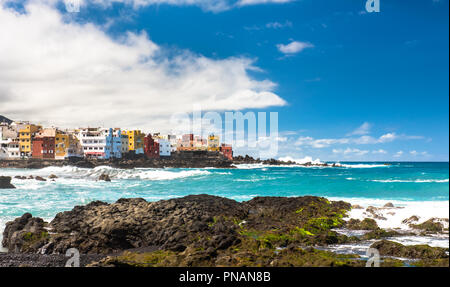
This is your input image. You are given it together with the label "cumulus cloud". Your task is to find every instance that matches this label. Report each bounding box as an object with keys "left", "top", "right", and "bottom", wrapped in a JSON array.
[
  {"left": 347, "top": 122, "right": 371, "bottom": 136},
  {"left": 372, "top": 149, "right": 387, "bottom": 154},
  {"left": 0, "top": 2, "right": 286, "bottom": 131},
  {"left": 332, "top": 148, "right": 369, "bottom": 156},
  {"left": 61, "top": 0, "right": 295, "bottom": 12},
  {"left": 277, "top": 41, "right": 313, "bottom": 54},
  {"left": 394, "top": 151, "right": 404, "bottom": 158}
]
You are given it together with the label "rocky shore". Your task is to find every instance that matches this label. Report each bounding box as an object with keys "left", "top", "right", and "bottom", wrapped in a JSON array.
[
  {"left": 2, "top": 194, "right": 448, "bottom": 267},
  {"left": 0, "top": 153, "right": 339, "bottom": 170}
]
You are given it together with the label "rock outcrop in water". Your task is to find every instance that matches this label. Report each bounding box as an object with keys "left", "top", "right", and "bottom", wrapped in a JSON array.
[
  {"left": 0, "top": 176, "right": 15, "bottom": 189},
  {"left": 2, "top": 194, "right": 363, "bottom": 266}
]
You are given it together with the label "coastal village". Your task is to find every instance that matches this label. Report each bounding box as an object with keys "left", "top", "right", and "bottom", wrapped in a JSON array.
[{"left": 0, "top": 116, "right": 233, "bottom": 161}]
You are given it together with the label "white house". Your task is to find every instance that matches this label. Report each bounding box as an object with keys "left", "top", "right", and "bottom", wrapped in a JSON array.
[
  {"left": 156, "top": 139, "right": 171, "bottom": 157},
  {"left": 0, "top": 128, "right": 20, "bottom": 159},
  {"left": 76, "top": 127, "right": 122, "bottom": 159}
]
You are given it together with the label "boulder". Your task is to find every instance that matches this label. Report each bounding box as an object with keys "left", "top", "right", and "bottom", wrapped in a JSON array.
[
  {"left": 48, "top": 174, "right": 58, "bottom": 179},
  {"left": 383, "top": 202, "right": 394, "bottom": 208},
  {"left": 1, "top": 213, "right": 49, "bottom": 253},
  {"left": 402, "top": 215, "right": 419, "bottom": 225},
  {"left": 370, "top": 240, "right": 448, "bottom": 259},
  {"left": 35, "top": 176, "right": 46, "bottom": 182},
  {"left": 409, "top": 218, "right": 445, "bottom": 233},
  {"left": 98, "top": 174, "right": 111, "bottom": 182},
  {"left": 345, "top": 218, "right": 378, "bottom": 230},
  {"left": 0, "top": 176, "right": 15, "bottom": 189}
]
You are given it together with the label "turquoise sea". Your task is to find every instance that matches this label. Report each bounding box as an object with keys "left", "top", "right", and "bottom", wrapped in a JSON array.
[{"left": 0, "top": 162, "right": 449, "bottom": 252}]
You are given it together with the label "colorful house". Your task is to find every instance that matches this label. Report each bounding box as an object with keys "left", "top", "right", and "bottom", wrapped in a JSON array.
[
  {"left": 18, "top": 123, "right": 41, "bottom": 157},
  {"left": 55, "top": 132, "right": 83, "bottom": 159},
  {"left": 207, "top": 134, "right": 220, "bottom": 152},
  {"left": 123, "top": 130, "right": 144, "bottom": 154},
  {"left": 144, "top": 134, "right": 160, "bottom": 159},
  {"left": 32, "top": 136, "right": 55, "bottom": 159},
  {"left": 220, "top": 144, "right": 233, "bottom": 160}
]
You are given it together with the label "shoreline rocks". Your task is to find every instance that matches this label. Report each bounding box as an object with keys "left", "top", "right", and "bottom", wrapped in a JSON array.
[
  {"left": 2, "top": 195, "right": 354, "bottom": 264},
  {"left": 0, "top": 176, "right": 15, "bottom": 189},
  {"left": 370, "top": 240, "right": 449, "bottom": 260},
  {"left": 2, "top": 195, "right": 447, "bottom": 267},
  {"left": 0, "top": 153, "right": 337, "bottom": 170}
]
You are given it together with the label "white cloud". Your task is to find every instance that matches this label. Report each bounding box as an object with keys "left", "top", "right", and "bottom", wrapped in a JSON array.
[
  {"left": 0, "top": 3, "right": 286, "bottom": 131},
  {"left": 372, "top": 149, "right": 387, "bottom": 154},
  {"left": 63, "top": 0, "right": 296, "bottom": 12},
  {"left": 277, "top": 41, "right": 313, "bottom": 54},
  {"left": 348, "top": 122, "right": 371, "bottom": 136},
  {"left": 265, "top": 20, "right": 292, "bottom": 29},
  {"left": 394, "top": 151, "right": 404, "bottom": 158},
  {"left": 378, "top": 132, "right": 397, "bottom": 143},
  {"left": 238, "top": 0, "right": 294, "bottom": 7},
  {"left": 410, "top": 150, "right": 430, "bottom": 157},
  {"left": 295, "top": 136, "right": 349, "bottom": 148},
  {"left": 333, "top": 148, "right": 369, "bottom": 156}
]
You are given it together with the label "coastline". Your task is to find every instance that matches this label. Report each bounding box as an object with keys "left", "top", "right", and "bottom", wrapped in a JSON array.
[
  {"left": 0, "top": 153, "right": 338, "bottom": 170},
  {"left": 1, "top": 194, "right": 448, "bottom": 267}
]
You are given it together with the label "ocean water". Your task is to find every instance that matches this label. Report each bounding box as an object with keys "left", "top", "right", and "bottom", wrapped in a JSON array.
[{"left": 0, "top": 162, "right": 448, "bottom": 252}]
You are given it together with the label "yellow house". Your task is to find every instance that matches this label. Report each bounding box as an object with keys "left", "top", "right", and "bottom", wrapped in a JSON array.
[
  {"left": 207, "top": 134, "right": 220, "bottom": 152},
  {"left": 55, "top": 132, "right": 69, "bottom": 160},
  {"left": 122, "top": 130, "right": 144, "bottom": 154},
  {"left": 19, "top": 124, "right": 41, "bottom": 157}
]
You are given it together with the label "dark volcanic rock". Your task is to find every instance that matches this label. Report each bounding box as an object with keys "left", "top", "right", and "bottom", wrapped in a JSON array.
[
  {"left": 98, "top": 174, "right": 111, "bottom": 182},
  {"left": 345, "top": 218, "right": 379, "bottom": 230},
  {"left": 370, "top": 240, "right": 449, "bottom": 259},
  {"left": 0, "top": 176, "right": 15, "bottom": 189},
  {"left": 2, "top": 213, "right": 48, "bottom": 253},
  {"left": 35, "top": 176, "right": 47, "bottom": 182},
  {"left": 409, "top": 218, "right": 446, "bottom": 233},
  {"left": 2, "top": 194, "right": 353, "bottom": 257}
]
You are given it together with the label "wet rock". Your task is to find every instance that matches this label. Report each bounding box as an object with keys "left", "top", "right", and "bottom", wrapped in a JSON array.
[
  {"left": 383, "top": 202, "right": 394, "bottom": 208},
  {"left": 351, "top": 204, "right": 364, "bottom": 209},
  {"left": 35, "top": 176, "right": 46, "bottom": 182},
  {"left": 3, "top": 194, "right": 354, "bottom": 258},
  {"left": 345, "top": 218, "right": 379, "bottom": 230},
  {"left": 0, "top": 176, "right": 15, "bottom": 189},
  {"left": 365, "top": 206, "right": 387, "bottom": 220},
  {"left": 98, "top": 174, "right": 111, "bottom": 182},
  {"left": 409, "top": 218, "right": 445, "bottom": 233},
  {"left": 370, "top": 240, "right": 448, "bottom": 259},
  {"left": 402, "top": 216, "right": 419, "bottom": 225},
  {"left": 2, "top": 213, "right": 49, "bottom": 253},
  {"left": 14, "top": 176, "right": 27, "bottom": 180},
  {"left": 361, "top": 229, "right": 400, "bottom": 240},
  {"left": 48, "top": 174, "right": 58, "bottom": 179}
]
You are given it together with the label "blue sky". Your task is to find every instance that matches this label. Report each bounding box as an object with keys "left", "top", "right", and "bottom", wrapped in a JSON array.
[{"left": 0, "top": 0, "right": 448, "bottom": 161}]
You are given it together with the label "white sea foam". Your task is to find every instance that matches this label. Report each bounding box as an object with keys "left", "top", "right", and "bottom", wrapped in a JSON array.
[
  {"left": 278, "top": 156, "right": 323, "bottom": 165},
  {"left": 5, "top": 166, "right": 212, "bottom": 181},
  {"left": 330, "top": 197, "right": 450, "bottom": 232},
  {"left": 371, "top": 179, "right": 449, "bottom": 183},
  {"left": 336, "top": 163, "right": 391, "bottom": 168}
]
